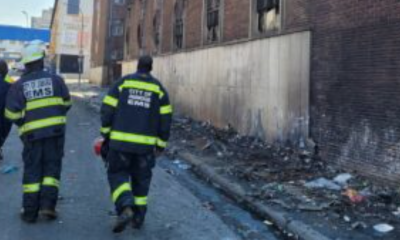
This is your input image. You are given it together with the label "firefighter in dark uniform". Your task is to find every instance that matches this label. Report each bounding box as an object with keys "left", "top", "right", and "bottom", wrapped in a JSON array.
[
  {"left": 5, "top": 42, "right": 71, "bottom": 223},
  {"left": 100, "top": 56, "right": 172, "bottom": 233},
  {"left": 0, "top": 60, "right": 13, "bottom": 162}
]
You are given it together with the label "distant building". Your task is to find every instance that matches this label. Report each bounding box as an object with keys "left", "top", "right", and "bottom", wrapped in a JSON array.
[
  {"left": 90, "top": 0, "right": 127, "bottom": 85},
  {"left": 0, "top": 25, "right": 50, "bottom": 63},
  {"left": 31, "top": 8, "right": 53, "bottom": 29},
  {"left": 50, "top": 0, "right": 94, "bottom": 79}
]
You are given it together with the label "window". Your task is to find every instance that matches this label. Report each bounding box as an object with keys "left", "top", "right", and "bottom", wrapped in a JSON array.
[
  {"left": 205, "top": 0, "right": 221, "bottom": 43},
  {"left": 173, "top": 0, "right": 185, "bottom": 50},
  {"left": 114, "top": 0, "right": 125, "bottom": 5},
  {"left": 256, "top": 0, "right": 280, "bottom": 33},
  {"left": 67, "top": 0, "right": 80, "bottom": 15},
  {"left": 112, "top": 20, "right": 124, "bottom": 37},
  {"left": 153, "top": 9, "right": 161, "bottom": 49}
]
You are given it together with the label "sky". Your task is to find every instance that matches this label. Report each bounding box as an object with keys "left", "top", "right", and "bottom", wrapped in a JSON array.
[{"left": 0, "top": 0, "right": 55, "bottom": 27}]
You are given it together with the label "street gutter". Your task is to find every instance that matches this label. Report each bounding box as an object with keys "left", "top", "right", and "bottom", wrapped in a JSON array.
[{"left": 178, "top": 152, "right": 332, "bottom": 240}]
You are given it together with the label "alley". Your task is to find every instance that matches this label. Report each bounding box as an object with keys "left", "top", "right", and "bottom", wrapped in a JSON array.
[{"left": 0, "top": 99, "right": 265, "bottom": 240}]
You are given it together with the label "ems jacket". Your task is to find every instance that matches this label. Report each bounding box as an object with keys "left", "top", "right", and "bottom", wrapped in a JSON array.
[
  {"left": 5, "top": 70, "right": 71, "bottom": 142},
  {"left": 100, "top": 72, "right": 172, "bottom": 155},
  {"left": 0, "top": 74, "right": 13, "bottom": 144}
]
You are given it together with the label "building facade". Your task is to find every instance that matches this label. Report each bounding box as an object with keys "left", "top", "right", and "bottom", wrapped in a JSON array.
[
  {"left": 0, "top": 25, "right": 50, "bottom": 64},
  {"left": 31, "top": 8, "right": 53, "bottom": 29},
  {"left": 99, "top": 0, "right": 400, "bottom": 182},
  {"left": 90, "top": 0, "right": 128, "bottom": 86},
  {"left": 50, "top": 0, "right": 94, "bottom": 79}
]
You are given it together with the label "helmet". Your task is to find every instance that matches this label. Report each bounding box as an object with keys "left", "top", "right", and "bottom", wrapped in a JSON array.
[
  {"left": 21, "top": 40, "right": 45, "bottom": 64},
  {"left": 93, "top": 137, "right": 105, "bottom": 157}
]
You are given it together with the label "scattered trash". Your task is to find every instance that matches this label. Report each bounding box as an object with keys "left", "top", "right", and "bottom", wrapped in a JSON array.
[
  {"left": 172, "top": 159, "right": 191, "bottom": 170},
  {"left": 343, "top": 215, "right": 351, "bottom": 222},
  {"left": 333, "top": 173, "right": 352, "bottom": 186},
  {"left": 373, "top": 223, "right": 394, "bottom": 233},
  {"left": 351, "top": 221, "right": 367, "bottom": 230},
  {"left": 304, "top": 178, "right": 342, "bottom": 191},
  {"left": 263, "top": 220, "right": 273, "bottom": 226},
  {"left": 1, "top": 165, "right": 19, "bottom": 174},
  {"left": 343, "top": 189, "right": 365, "bottom": 204},
  {"left": 202, "top": 202, "right": 215, "bottom": 211},
  {"left": 392, "top": 207, "right": 400, "bottom": 217}
]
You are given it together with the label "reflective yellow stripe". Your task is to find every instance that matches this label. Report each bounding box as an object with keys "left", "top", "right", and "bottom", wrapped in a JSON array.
[
  {"left": 112, "top": 183, "right": 132, "bottom": 203},
  {"left": 157, "top": 139, "right": 167, "bottom": 148},
  {"left": 42, "top": 177, "right": 60, "bottom": 188},
  {"left": 160, "top": 105, "right": 172, "bottom": 115},
  {"left": 5, "top": 109, "right": 24, "bottom": 120},
  {"left": 19, "top": 116, "right": 66, "bottom": 135},
  {"left": 64, "top": 100, "right": 72, "bottom": 107},
  {"left": 103, "top": 96, "right": 119, "bottom": 107},
  {"left": 134, "top": 196, "right": 148, "bottom": 206},
  {"left": 101, "top": 127, "right": 111, "bottom": 134},
  {"left": 23, "top": 183, "right": 41, "bottom": 193},
  {"left": 5, "top": 75, "right": 14, "bottom": 84},
  {"left": 119, "top": 80, "right": 164, "bottom": 99},
  {"left": 26, "top": 97, "right": 65, "bottom": 111},
  {"left": 22, "top": 53, "right": 44, "bottom": 64},
  {"left": 110, "top": 131, "right": 157, "bottom": 146}
]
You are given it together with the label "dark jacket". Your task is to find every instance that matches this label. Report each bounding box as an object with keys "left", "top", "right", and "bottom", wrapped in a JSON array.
[
  {"left": 100, "top": 72, "right": 172, "bottom": 154},
  {"left": 5, "top": 66, "right": 71, "bottom": 142},
  {"left": 0, "top": 74, "right": 13, "bottom": 146}
]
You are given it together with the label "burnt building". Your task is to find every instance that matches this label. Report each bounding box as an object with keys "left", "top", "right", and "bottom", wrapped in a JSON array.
[
  {"left": 98, "top": 0, "right": 400, "bottom": 183},
  {"left": 90, "top": 0, "right": 127, "bottom": 85}
]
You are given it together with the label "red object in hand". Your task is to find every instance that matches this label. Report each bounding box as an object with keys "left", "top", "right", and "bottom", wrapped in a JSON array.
[{"left": 93, "top": 137, "right": 104, "bottom": 156}]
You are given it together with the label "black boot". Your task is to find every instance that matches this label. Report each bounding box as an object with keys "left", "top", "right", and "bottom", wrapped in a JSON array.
[
  {"left": 113, "top": 207, "right": 134, "bottom": 233},
  {"left": 40, "top": 208, "right": 58, "bottom": 221},
  {"left": 20, "top": 209, "right": 38, "bottom": 224},
  {"left": 132, "top": 206, "right": 147, "bottom": 229}
]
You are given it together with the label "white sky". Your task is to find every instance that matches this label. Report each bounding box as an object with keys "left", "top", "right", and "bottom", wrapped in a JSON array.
[{"left": 0, "top": 0, "right": 55, "bottom": 27}]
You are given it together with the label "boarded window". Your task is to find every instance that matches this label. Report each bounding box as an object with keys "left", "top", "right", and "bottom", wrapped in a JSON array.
[
  {"left": 256, "top": 0, "right": 280, "bottom": 32},
  {"left": 173, "top": 0, "right": 185, "bottom": 50},
  {"left": 205, "top": 0, "right": 221, "bottom": 43},
  {"left": 67, "top": 0, "right": 80, "bottom": 15}
]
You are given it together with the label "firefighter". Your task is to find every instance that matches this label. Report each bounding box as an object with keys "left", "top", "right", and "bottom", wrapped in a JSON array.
[
  {"left": 100, "top": 55, "right": 172, "bottom": 233},
  {"left": 5, "top": 42, "right": 71, "bottom": 223},
  {"left": 0, "top": 60, "right": 13, "bottom": 162}
]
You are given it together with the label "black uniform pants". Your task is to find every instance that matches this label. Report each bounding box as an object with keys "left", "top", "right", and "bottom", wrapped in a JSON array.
[
  {"left": 107, "top": 149, "right": 155, "bottom": 215},
  {"left": 22, "top": 136, "right": 64, "bottom": 216}
]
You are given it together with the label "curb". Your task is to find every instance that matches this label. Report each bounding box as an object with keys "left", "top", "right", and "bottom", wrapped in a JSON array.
[{"left": 178, "top": 152, "right": 332, "bottom": 240}]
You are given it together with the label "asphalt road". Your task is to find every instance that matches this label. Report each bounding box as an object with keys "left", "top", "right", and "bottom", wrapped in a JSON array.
[{"left": 0, "top": 100, "right": 245, "bottom": 240}]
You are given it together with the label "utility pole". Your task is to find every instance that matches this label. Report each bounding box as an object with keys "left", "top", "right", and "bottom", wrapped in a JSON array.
[{"left": 22, "top": 11, "right": 29, "bottom": 28}]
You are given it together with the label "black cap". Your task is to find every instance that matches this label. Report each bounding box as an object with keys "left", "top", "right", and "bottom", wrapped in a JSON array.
[{"left": 137, "top": 55, "right": 153, "bottom": 73}]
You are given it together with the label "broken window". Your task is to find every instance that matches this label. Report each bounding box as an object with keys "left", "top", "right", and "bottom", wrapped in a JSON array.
[
  {"left": 206, "top": 0, "right": 221, "bottom": 43},
  {"left": 153, "top": 9, "right": 161, "bottom": 49},
  {"left": 173, "top": 0, "right": 185, "bottom": 50},
  {"left": 256, "top": 0, "right": 280, "bottom": 33},
  {"left": 112, "top": 20, "right": 124, "bottom": 37}
]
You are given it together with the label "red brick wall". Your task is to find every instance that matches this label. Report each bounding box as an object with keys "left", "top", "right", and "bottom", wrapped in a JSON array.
[
  {"left": 223, "top": 0, "right": 250, "bottom": 42},
  {"left": 161, "top": 0, "right": 174, "bottom": 53},
  {"left": 284, "top": 0, "right": 310, "bottom": 32},
  {"left": 310, "top": 0, "right": 400, "bottom": 183},
  {"left": 185, "top": 0, "right": 203, "bottom": 49}
]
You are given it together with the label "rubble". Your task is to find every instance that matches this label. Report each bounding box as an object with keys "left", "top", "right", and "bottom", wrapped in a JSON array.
[{"left": 168, "top": 116, "right": 400, "bottom": 239}]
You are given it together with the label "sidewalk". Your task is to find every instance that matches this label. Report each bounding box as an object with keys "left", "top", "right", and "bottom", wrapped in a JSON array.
[{"left": 70, "top": 80, "right": 400, "bottom": 240}]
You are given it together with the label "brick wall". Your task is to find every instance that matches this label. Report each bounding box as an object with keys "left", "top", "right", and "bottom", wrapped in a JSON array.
[
  {"left": 223, "top": 0, "right": 250, "bottom": 42},
  {"left": 185, "top": 0, "right": 203, "bottom": 49},
  {"left": 310, "top": 0, "right": 400, "bottom": 183},
  {"left": 124, "top": 0, "right": 310, "bottom": 59}
]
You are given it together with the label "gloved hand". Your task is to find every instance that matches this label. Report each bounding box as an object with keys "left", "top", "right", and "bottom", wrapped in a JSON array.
[{"left": 101, "top": 137, "right": 110, "bottom": 161}]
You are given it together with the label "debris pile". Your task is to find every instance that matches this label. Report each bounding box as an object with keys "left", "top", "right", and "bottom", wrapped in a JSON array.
[{"left": 168, "top": 116, "right": 400, "bottom": 239}]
